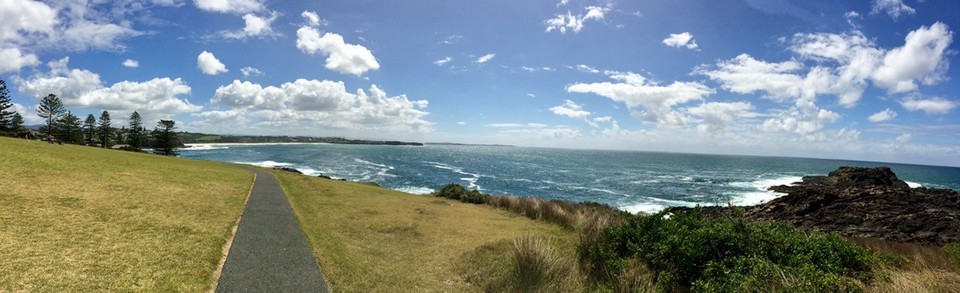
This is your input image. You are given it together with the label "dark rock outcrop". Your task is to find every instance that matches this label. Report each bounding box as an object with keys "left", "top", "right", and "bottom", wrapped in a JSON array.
[
  {"left": 273, "top": 166, "right": 303, "bottom": 174},
  {"left": 747, "top": 166, "right": 960, "bottom": 244}
]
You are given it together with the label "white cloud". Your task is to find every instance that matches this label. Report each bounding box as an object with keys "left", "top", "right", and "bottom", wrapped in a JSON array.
[
  {"left": 17, "top": 57, "right": 200, "bottom": 115},
  {"left": 567, "top": 71, "right": 714, "bottom": 127},
  {"left": 550, "top": 100, "right": 591, "bottom": 120},
  {"left": 0, "top": 47, "right": 39, "bottom": 73},
  {"left": 868, "top": 108, "right": 897, "bottom": 122},
  {"left": 900, "top": 96, "right": 957, "bottom": 114},
  {"left": 296, "top": 27, "right": 380, "bottom": 76},
  {"left": 433, "top": 57, "right": 452, "bottom": 66},
  {"left": 206, "top": 79, "right": 431, "bottom": 133},
  {"left": 527, "top": 93, "right": 536, "bottom": 98},
  {"left": 59, "top": 20, "right": 143, "bottom": 51},
  {"left": 456, "top": 121, "right": 466, "bottom": 125},
  {"left": 0, "top": 0, "right": 57, "bottom": 43},
  {"left": 575, "top": 64, "right": 600, "bottom": 74},
  {"left": 122, "top": 59, "right": 139, "bottom": 68},
  {"left": 197, "top": 51, "right": 228, "bottom": 75},
  {"left": 697, "top": 54, "right": 805, "bottom": 102},
  {"left": 240, "top": 66, "right": 263, "bottom": 77},
  {"left": 488, "top": 123, "right": 548, "bottom": 128},
  {"left": 222, "top": 12, "right": 278, "bottom": 39},
  {"left": 870, "top": 0, "right": 915, "bottom": 20},
  {"left": 662, "top": 32, "right": 699, "bottom": 50},
  {"left": 475, "top": 53, "right": 495, "bottom": 64},
  {"left": 301, "top": 11, "right": 323, "bottom": 26},
  {"left": 872, "top": 22, "right": 953, "bottom": 93},
  {"left": 440, "top": 35, "right": 462, "bottom": 44},
  {"left": 544, "top": 6, "right": 610, "bottom": 34},
  {"left": 687, "top": 102, "right": 756, "bottom": 134},
  {"left": 896, "top": 133, "right": 912, "bottom": 144},
  {"left": 194, "top": 0, "right": 263, "bottom": 14}
]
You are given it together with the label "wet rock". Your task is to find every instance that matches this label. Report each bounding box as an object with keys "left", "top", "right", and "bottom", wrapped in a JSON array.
[{"left": 273, "top": 166, "right": 303, "bottom": 174}]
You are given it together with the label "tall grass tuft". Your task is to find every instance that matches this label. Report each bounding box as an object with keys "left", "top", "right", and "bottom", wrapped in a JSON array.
[{"left": 511, "top": 236, "right": 575, "bottom": 292}]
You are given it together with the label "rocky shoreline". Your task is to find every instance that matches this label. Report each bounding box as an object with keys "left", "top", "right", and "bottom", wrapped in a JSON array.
[{"left": 675, "top": 166, "right": 960, "bottom": 245}]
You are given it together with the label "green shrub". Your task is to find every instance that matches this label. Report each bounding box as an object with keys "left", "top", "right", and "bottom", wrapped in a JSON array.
[
  {"left": 434, "top": 183, "right": 487, "bottom": 204},
  {"left": 946, "top": 243, "right": 960, "bottom": 271},
  {"left": 578, "top": 208, "right": 879, "bottom": 292}
]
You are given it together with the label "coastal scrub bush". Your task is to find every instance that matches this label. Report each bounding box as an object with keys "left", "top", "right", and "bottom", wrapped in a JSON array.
[
  {"left": 511, "top": 236, "right": 575, "bottom": 292},
  {"left": 946, "top": 243, "right": 960, "bottom": 271},
  {"left": 578, "top": 208, "right": 880, "bottom": 292},
  {"left": 434, "top": 183, "right": 487, "bottom": 204}
]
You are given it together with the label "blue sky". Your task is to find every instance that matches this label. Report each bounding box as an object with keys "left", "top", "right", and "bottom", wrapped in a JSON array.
[{"left": 2, "top": 0, "right": 959, "bottom": 166}]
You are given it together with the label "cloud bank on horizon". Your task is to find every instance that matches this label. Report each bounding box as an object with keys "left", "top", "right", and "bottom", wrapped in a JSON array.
[{"left": 0, "top": 0, "right": 959, "bottom": 166}]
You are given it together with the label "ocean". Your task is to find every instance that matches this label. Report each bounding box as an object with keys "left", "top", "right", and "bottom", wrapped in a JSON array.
[{"left": 180, "top": 143, "right": 960, "bottom": 214}]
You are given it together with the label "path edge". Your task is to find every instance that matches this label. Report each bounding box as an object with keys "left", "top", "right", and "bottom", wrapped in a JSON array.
[
  {"left": 206, "top": 171, "right": 257, "bottom": 293},
  {"left": 273, "top": 171, "right": 335, "bottom": 291}
]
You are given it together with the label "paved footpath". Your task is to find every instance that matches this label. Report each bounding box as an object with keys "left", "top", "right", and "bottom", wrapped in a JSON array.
[{"left": 217, "top": 169, "right": 329, "bottom": 293}]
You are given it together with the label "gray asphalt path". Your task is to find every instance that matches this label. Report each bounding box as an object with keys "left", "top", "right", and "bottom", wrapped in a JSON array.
[{"left": 216, "top": 169, "right": 329, "bottom": 293}]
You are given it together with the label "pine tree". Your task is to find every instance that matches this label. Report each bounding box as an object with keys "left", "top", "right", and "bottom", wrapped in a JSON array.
[
  {"left": 11, "top": 112, "right": 24, "bottom": 135},
  {"left": 83, "top": 114, "right": 96, "bottom": 145},
  {"left": 127, "top": 111, "right": 145, "bottom": 150},
  {"left": 56, "top": 111, "right": 83, "bottom": 144},
  {"left": 0, "top": 79, "right": 12, "bottom": 131},
  {"left": 37, "top": 94, "right": 66, "bottom": 138},
  {"left": 151, "top": 120, "right": 180, "bottom": 156},
  {"left": 97, "top": 110, "right": 112, "bottom": 148}
]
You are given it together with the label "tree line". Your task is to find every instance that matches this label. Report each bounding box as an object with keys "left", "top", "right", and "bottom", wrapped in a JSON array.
[{"left": 0, "top": 79, "right": 180, "bottom": 156}]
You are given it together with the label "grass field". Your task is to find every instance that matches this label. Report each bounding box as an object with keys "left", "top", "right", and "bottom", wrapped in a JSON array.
[
  {"left": 0, "top": 137, "right": 251, "bottom": 291},
  {"left": 274, "top": 170, "right": 580, "bottom": 292}
]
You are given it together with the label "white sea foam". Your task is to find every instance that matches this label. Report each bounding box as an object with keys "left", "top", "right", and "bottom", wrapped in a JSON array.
[
  {"left": 234, "top": 160, "right": 293, "bottom": 168},
  {"left": 426, "top": 161, "right": 483, "bottom": 190},
  {"left": 183, "top": 144, "right": 229, "bottom": 150},
  {"left": 622, "top": 203, "right": 668, "bottom": 214},
  {"left": 906, "top": 181, "right": 922, "bottom": 188},
  {"left": 354, "top": 158, "right": 397, "bottom": 178},
  {"left": 393, "top": 186, "right": 435, "bottom": 195},
  {"left": 725, "top": 176, "right": 803, "bottom": 206}
]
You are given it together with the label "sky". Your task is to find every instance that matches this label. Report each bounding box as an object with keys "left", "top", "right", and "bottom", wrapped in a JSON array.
[{"left": 1, "top": 0, "right": 959, "bottom": 166}]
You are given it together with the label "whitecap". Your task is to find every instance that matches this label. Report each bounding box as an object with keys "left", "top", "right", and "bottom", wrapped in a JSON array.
[
  {"left": 622, "top": 203, "right": 667, "bottom": 214},
  {"left": 393, "top": 186, "right": 435, "bottom": 195},
  {"left": 183, "top": 144, "right": 229, "bottom": 151},
  {"left": 234, "top": 160, "right": 293, "bottom": 168},
  {"left": 725, "top": 175, "right": 803, "bottom": 206},
  {"left": 906, "top": 181, "right": 922, "bottom": 188}
]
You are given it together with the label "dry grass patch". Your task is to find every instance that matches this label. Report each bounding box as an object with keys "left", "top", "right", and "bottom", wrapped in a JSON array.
[
  {"left": 274, "top": 172, "right": 578, "bottom": 292},
  {"left": 851, "top": 238, "right": 960, "bottom": 292},
  {"left": 0, "top": 137, "right": 251, "bottom": 291}
]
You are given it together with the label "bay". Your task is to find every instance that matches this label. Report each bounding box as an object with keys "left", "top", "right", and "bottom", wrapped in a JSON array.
[{"left": 180, "top": 144, "right": 960, "bottom": 214}]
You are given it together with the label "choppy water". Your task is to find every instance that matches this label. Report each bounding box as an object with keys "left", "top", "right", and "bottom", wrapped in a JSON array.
[{"left": 180, "top": 144, "right": 960, "bottom": 214}]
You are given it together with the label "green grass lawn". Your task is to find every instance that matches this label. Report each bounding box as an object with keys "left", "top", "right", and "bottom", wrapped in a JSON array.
[
  {"left": 0, "top": 137, "right": 251, "bottom": 291},
  {"left": 274, "top": 170, "right": 579, "bottom": 292}
]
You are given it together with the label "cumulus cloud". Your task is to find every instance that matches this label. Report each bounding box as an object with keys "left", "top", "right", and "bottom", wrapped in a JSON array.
[
  {"left": 868, "top": 108, "right": 897, "bottom": 122},
  {"left": 197, "top": 51, "right": 228, "bottom": 75},
  {"left": 433, "top": 57, "right": 452, "bottom": 66},
  {"left": 701, "top": 23, "right": 954, "bottom": 108},
  {"left": 474, "top": 53, "right": 495, "bottom": 64},
  {"left": 662, "top": 32, "right": 699, "bottom": 50},
  {"left": 575, "top": 64, "right": 600, "bottom": 74},
  {"left": 870, "top": 0, "right": 915, "bottom": 20},
  {"left": 550, "top": 100, "right": 591, "bottom": 120},
  {"left": 567, "top": 71, "right": 714, "bottom": 127},
  {"left": 301, "top": 11, "right": 324, "bottom": 26},
  {"left": 872, "top": 22, "right": 953, "bottom": 93},
  {"left": 0, "top": 47, "right": 39, "bottom": 73},
  {"left": 545, "top": 5, "right": 610, "bottom": 34},
  {"left": 194, "top": 0, "right": 263, "bottom": 14},
  {"left": 17, "top": 57, "right": 200, "bottom": 115},
  {"left": 0, "top": 0, "right": 57, "bottom": 43},
  {"left": 205, "top": 79, "right": 431, "bottom": 133},
  {"left": 122, "top": 59, "right": 139, "bottom": 68},
  {"left": 490, "top": 123, "right": 581, "bottom": 140},
  {"left": 687, "top": 102, "right": 756, "bottom": 134},
  {"left": 0, "top": 0, "right": 144, "bottom": 53},
  {"left": 296, "top": 27, "right": 380, "bottom": 76},
  {"left": 240, "top": 66, "right": 263, "bottom": 77},
  {"left": 900, "top": 96, "right": 957, "bottom": 114},
  {"left": 222, "top": 12, "right": 278, "bottom": 39}
]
